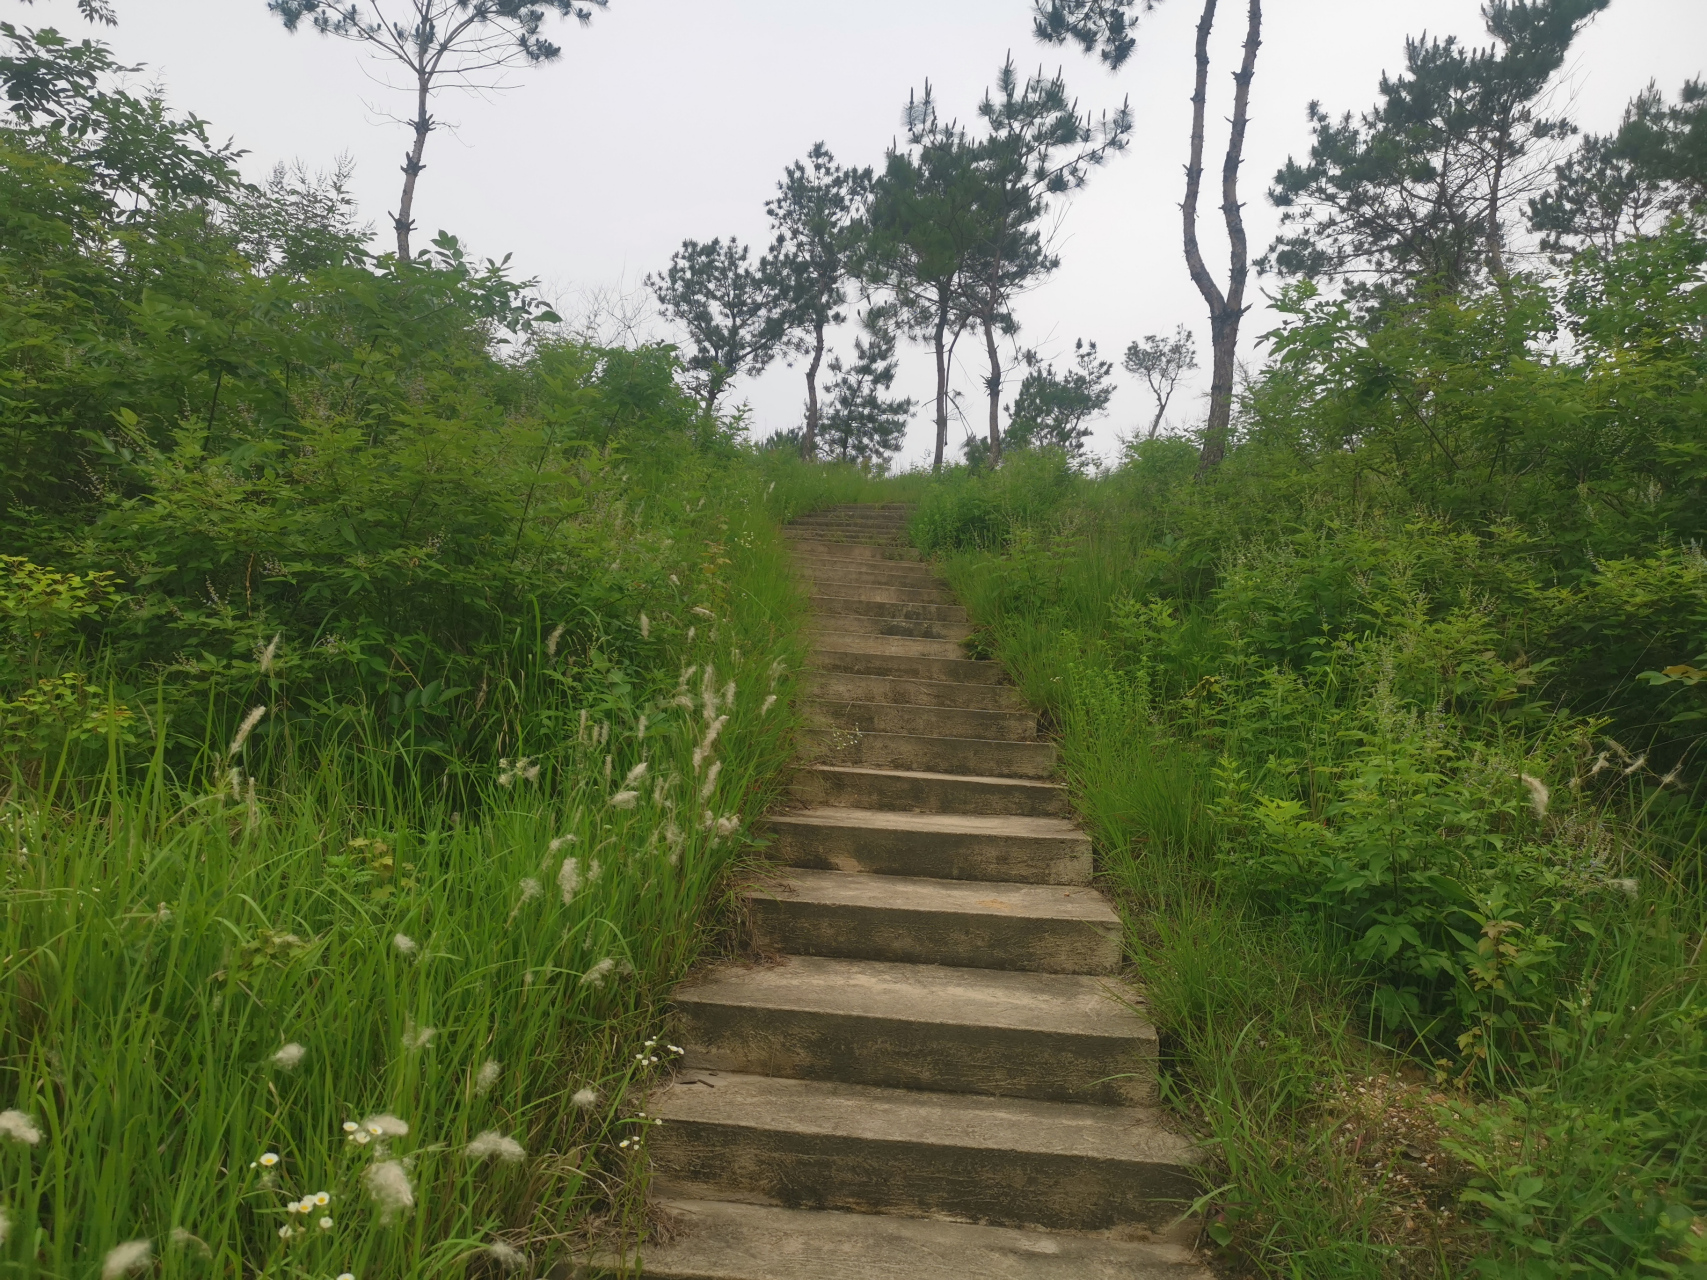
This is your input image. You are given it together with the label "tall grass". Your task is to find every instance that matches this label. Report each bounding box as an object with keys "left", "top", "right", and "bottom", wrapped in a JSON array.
[{"left": 0, "top": 468, "right": 823, "bottom": 1278}]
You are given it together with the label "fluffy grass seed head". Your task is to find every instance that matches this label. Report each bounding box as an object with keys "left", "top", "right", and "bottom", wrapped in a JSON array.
[
  {"left": 639, "top": 612, "right": 649, "bottom": 639},
  {"left": 362, "top": 1114, "right": 409, "bottom": 1138},
  {"left": 545, "top": 622, "right": 566, "bottom": 657},
  {"left": 392, "top": 932, "right": 417, "bottom": 956},
  {"left": 517, "top": 877, "right": 541, "bottom": 903},
  {"left": 0, "top": 1206, "right": 8, "bottom": 1247},
  {"left": 700, "top": 761, "right": 721, "bottom": 801},
  {"left": 475, "top": 1059, "right": 502, "bottom": 1095},
  {"left": 623, "top": 761, "right": 649, "bottom": 786},
  {"left": 363, "top": 1160, "right": 414, "bottom": 1222},
  {"left": 761, "top": 694, "right": 777, "bottom": 716},
  {"left": 486, "top": 1240, "right": 527, "bottom": 1270},
  {"left": 609, "top": 790, "right": 639, "bottom": 809},
  {"left": 572, "top": 1086, "right": 599, "bottom": 1108},
  {"left": 257, "top": 632, "right": 281, "bottom": 675},
  {"left": 715, "top": 814, "right": 741, "bottom": 839},
  {"left": 465, "top": 1130, "right": 526, "bottom": 1163},
  {"left": 547, "top": 834, "right": 576, "bottom": 854},
  {"left": 558, "top": 856, "right": 581, "bottom": 904},
  {"left": 580, "top": 957, "right": 616, "bottom": 989},
  {"left": 401, "top": 1021, "right": 435, "bottom": 1051},
  {"left": 226, "top": 704, "right": 267, "bottom": 757},
  {"left": 0, "top": 1110, "right": 42, "bottom": 1145},
  {"left": 1520, "top": 773, "right": 1550, "bottom": 818},
  {"left": 101, "top": 1240, "right": 152, "bottom": 1279},
  {"left": 271, "top": 1043, "right": 307, "bottom": 1070}
]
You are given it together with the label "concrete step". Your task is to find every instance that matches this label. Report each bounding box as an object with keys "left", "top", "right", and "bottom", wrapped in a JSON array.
[
  {"left": 672, "top": 955, "right": 1156, "bottom": 1105},
  {"left": 792, "top": 556, "right": 941, "bottom": 583},
  {"left": 744, "top": 869, "right": 1121, "bottom": 974},
  {"left": 769, "top": 806, "right": 1089, "bottom": 884},
  {"left": 801, "top": 579, "right": 959, "bottom": 606},
  {"left": 806, "top": 699, "right": 1037, "bottom": 743},
  {"left": 810, "top": 614, "right": 973, "bottom": 642},
  {"left": 800, "top": 728, "right": 1057, "bottom": 779},
  {"left": 808, "top": 650, "right": 1009, "bottom": 685},
  {"left": 627, "top": 1199, "right": 1208, "bottom": 1280},
  {"left": 810, "top": 630, "right": 966, "bottom": 659},
  {"left": 789, "top": 516, "right": 912, "bottom": 531},
  {"left": 790, "top": 765, "right": 1069, "bottom": 818},
  {"left": 805, "top": 671, "right": 1027, "bottom": 712},
  {"left": 811, "top": 595, "right": 969, "bottom": 625},
  {"left": 649, "top": 1072, "right": 1198, "bottom": 1232}
]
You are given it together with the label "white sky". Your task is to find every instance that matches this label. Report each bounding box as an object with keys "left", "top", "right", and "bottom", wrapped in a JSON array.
[{"left": 18, "top": 0, "right": 1706, "bottom": 468}]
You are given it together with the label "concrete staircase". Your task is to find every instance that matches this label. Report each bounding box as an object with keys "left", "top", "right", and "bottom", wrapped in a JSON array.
[{"left": 639, "top": 504, "right": 1208, "bottom": 1279}]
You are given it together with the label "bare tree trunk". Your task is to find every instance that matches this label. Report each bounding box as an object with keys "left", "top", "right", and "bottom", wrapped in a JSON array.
[
  {"left": 932, "top": 297, "right": 950, "bottom": 472},
  {"left": 1148, "top": 400, "right": 1167, "bottom": 440},
  {"left": 1182, "top": 0, "right": 1261, "bottom": 476},
  {"left": 395, "top": 70, "right": 433, "bottom": 260},
  {"left": 984, "top": 317, "right": 1003, "bottom": 466},
  {"left": 800, "top": 322, "right": 824, "bottom": 461},
  {"left": 1486, "top": 116, "right": 1512, "bottom": 289}
]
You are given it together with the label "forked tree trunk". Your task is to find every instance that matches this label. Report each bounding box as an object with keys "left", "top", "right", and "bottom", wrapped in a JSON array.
[
  {"left": 1182, "top": 0, "right": 1262, "bottom": 476},
  {"left": 984, "top": 318, "right": 1003, "bottom": 466},
  {"left": 800, "top": 322, "right": 825, "bottom": 460}
]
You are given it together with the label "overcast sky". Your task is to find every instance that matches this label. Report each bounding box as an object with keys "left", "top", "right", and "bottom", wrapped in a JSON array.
[{"left": 21, "top": 0, "right": 1705, "bottom": 467}]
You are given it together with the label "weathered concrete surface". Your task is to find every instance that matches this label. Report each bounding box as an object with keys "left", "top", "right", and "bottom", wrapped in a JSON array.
[
  {"left": 673, "top": 955, "right": 1155, "bottom": 1104},
  {"left": 768, "top": 806, "right": 1089, "bottom": 884},
  {"left": 650, "top": 1072, "right": 1198, "bottom": 1232},
  {"left": 789, "top": 764, "right": 1069, "bottom": 818},
  {"left": 744, "top": 869, "right": 1122, "bottom": 974}
]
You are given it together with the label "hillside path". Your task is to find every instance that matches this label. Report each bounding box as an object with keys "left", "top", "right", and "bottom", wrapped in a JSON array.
[{"left": 640, "top": 504, "right": 1212, "bottom": 1279}]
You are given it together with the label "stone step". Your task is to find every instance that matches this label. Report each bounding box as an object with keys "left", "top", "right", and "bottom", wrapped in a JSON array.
[
  {"left": 806, "top": 699, "right": 1037, "bottom": 743},
  {"left": 811, "top": 630, "right": 966, "bottom": 659},
  {"left": 811, "top": 614, "right": 973, "bottom": 642},
  {"left": 626, "top": 1199, "right": 1210, "bottom": 1280},
  {"left": 801, "top": 579, "right": 959, "bottom": 606},
  {"left": 800, "top": 728, "right": 1057, "bottom": 779},
  {"left": 769, "top": 806, "right": 1089, "bottom": 884},
  {"left": 806, "top": 671, "right": 1027, "bottom": 712},
  {"left": 649, "top": 1072, "right": 1198, "bottom": 1232},
  {"left": 789, "top": 516, "right": 912, "bottom": 531},
  {"left": 811, "top": 595, "right": 969, "bottom": 625},
  {"left": 672, "top": 955, "right": 1156, "bottom": 1105},
  {"left": 792, "top": 555, "right": 941, "bottom": 580},
  {"left": 790, "top": 765, "right": 1070, "bottom": 818},
  {"left": 745, "top": 869, "right": 1121, "bottom": 974},
  {"left": 808, "top": 650, "right": 1009, "bottom": 685}
]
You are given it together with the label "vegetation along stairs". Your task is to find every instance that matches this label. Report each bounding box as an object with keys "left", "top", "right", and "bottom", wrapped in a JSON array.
[{"left": 634, "top": 504, "right": 1211, "bottom": 1278}]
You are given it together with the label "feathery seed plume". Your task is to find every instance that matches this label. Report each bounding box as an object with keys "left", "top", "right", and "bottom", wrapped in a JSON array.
[
  {"left": 401, "top": 1021, "right": 435, "bottom": 1051},
  {"left": 1520, "top": 774, "right": 1550, "bottom": 818},
  {"left": 721, "top": 680, "right": 735, "bottom": 709},
  {"left": 715, "top": 814, "right": 741, "bottom": 838},
  {"left": 623, "top": 761, "right": 649, "bottom": 786},
  {"left": 558, "top": 857, "right": 581, "bottom": 904},
  {"left": 465, "top": 1131, "right": 526, "bottom": 1164},
  {"left": 547, "top": 834, "right": 576, "bottom": 854},
  {"left": 1611, "top": 877, "right": 1639, "bottom": 898},
  {"left": 0, "top": 1207, "right": 8, "bottom": 1247},
  {"left": 227, "top": 704, "right": 267, "bottom": 757},
  {"left": 571, "top": 1087, "right": 598, "bottom": 1108},
  {"left": 609, "top": 791, "right": 639, "bottom": 810},
  {"left": 392, "top": 933, "right": 417, "bottom": 956},
  {"left": 362, "top": 1114, "right": 409, "bottom": 1137},
  {"left": 760, "top": 694, "right": 777, "bottom": 716},
  {"left": 691, "top": 606, "right": 715, "bottom": 619},
  {"left": 168, "top": 1228, "right": 211, "bottom": 1256},
  {"left": 517, "top": 878, "right": 541, "bottom": 902},
  {"left": 603, "top": 754, "right": 612, "bottom": 784},
  {"left": 639, "top": 613, "right": 650, "bottom": 640},
  {"left": 101, "top": 1240, "right": 152, "bottom": 1279},
  {"left": 486, "top": 1240, "right": 527, "bottom": 1270},
  {"left": 546, "top": 622, "right": 566, "bottom": 657},
  {"left": 686, "top": 625, "right": 695, "bottom": 643},
  {"left": 700, "top": 761, "right": 722, "bottom": 801},
  {"left": 700, "top": 715, "right": 728, "bottom": 754},
  {"left": 257, "top": 633, "right": 281, "bottom": 675},
  {"left": 0, "top": 1110, "right": 42, "bottom": 1145},
  {"left": 587, "top": 859, "right": 602, "bottom": 884},
  {"left": 1621, "top": 753, "right": 1648, "bottom": 777},
  {"left": 271, "top": 1043, "right": 307, "bottom": 1070},
  {"left": 364, "top": 1160, "right": 414, "bottom": 1222},
  {"left": 475, "top": 1060, "right": 502, "bottom": 1096},
  {"left": 636, "top": 713, "right": 648, "bottom": 739},
  {"left": 580, "top": 957, "right": 616, "bottom": 989},
  {"left": 577, "top": 709, "right": 588, "bottom": 742}
]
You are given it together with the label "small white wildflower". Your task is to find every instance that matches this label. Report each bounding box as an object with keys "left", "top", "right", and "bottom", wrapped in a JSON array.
[
  {"left": 609, "top": 790, "right": 639, "bottom": 809},
  {"left": 639, "top": 613, "right": 650, "bottom": 639},
  {"left": 342, "top": 1120, "right": 359, "bottom": 1133},
  {"left": 571, "top": 1087, "right": 598, "bottom": 1108},
  {"left": 558, "top": 857, "right": 581, "bottom": 904},
  {"left": 486, "top": 1240, "right": 526, "bottom": 1270},
  {"left": 314, "top": 1192, "right": 330, "bottom": 1207},
  {"left": 1520, "top": 774, "right": 1550, "bottom": 819},
  {"left": 760, "top": 694, "right": 777, "bottom": 716},
  {"left": 319, "top": 1216, "right": 334, "bottom": 1230},
  {"left": 271, "top": 1043, "right": 307, "bottom": 1070},
  {"left": 0, "top": 1110, "right": 42, "bottom": 1145},
  {"left": 475, "top": 1059, "right": 502, "bottom": 1096},
  {"left": 547, "top": 834, "right": 576, "bottom": 854},
  {"left": 581, "top": 957, "right": 616, "bottom": 989},
  {"left": 278, "top": 1225, "right": 293, "bottom": 1240},
  {"left": 101, "top": 1240, "right": 152, "bottom": 1279},
  {"left": 465, "top": 1130, "right": 526, "bottom": 1164},
  {"left": 362, "top": 1114, "right": 409, "bottom": 1138},
  {"left": 350, "top": 1130, "right": 371, "bottom": 1145},
  {"left": 363, "top": 1160, "right": 414, "bottom": 1222},
  {"left": 257, "top": 1151, "right": 279, "bottom": 1167},
  {"left": 337, "top": 1274, "right": 355, "bottom": 1280},
  {"left": 392, "top": 933, "right": 417, "bottom": 956},
  {"left": 623, "top": 761, "right": 649, "bottom": 786},
  {"left": 226, "top": 704, "right": 267, "bottom": 757},
  {"left": 700, "top": 761, "right": 722, "bottom": 801}
]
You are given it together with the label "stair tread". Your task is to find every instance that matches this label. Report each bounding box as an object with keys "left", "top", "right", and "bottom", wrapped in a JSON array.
[
  {"left": 772, "top": 806, "right": 1083, "bottom": 840},
  {"left": 653, "top": 1071, "right": 1193, "bottom": 1165},
  {"left": 675, "top": 955, "right": 1150, "bottom": 1041},
  {"left": 799, "top": 763, "right": 1065, "bottom": 794},
  {"left": 748, "top": 868, "right": 1117, "bottom": 927},
  {"left": 634, "top": 1199, "right": 1211, "bottom": 1280}
]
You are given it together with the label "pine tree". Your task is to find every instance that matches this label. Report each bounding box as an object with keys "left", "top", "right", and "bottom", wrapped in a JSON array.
[
  {"left": 819, "top": 307, "right": 915, "bottom": 469},
  {"left": 266, "top": 0, "right": 609, "bottom": 261},
  {"left": 646, "top": 238, "right": 783, "bottom": 414},
  {"left": 1004, "top": 338, "right": 1114, "bottom": 458},
  {"left": 1122, "top": 325, "right": 1197, "bottom": 439}
]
